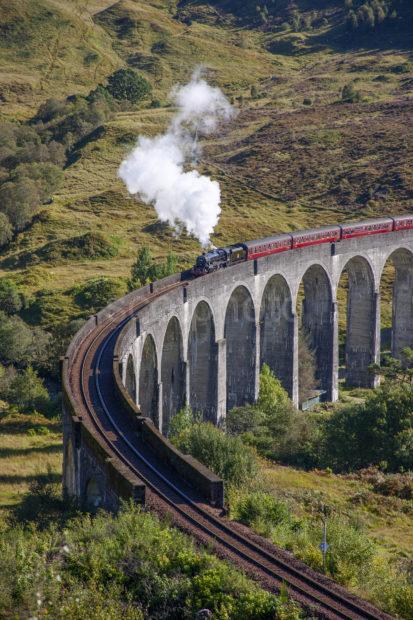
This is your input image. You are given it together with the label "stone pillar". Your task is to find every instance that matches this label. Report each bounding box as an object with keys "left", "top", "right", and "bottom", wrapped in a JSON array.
[
  {"left": 216, "top": 339, "right": 226, "bottom": 424},
  {"left": 291, "top": 312, "right": 299, "bottom": 408},
  {"left": 183, "top": 360, "right": 190, "bottom": 407},
  {"left": 157, "top": 381, "right": 163, "bottom": 432},
  {"left": 254, "top": 322, "right": 261, "bottom": 401},
  {"left": 330, "top": 301, "right": 339, "bottom": 402},
  {"left": 392, "top": 265, "right": 413, "bottom": 358},
  {"left": 345, "top": 272, "right": 378, "bottom": 388},
  {"left": 371, "top": 291, "right": 381, "bottom": 388}
]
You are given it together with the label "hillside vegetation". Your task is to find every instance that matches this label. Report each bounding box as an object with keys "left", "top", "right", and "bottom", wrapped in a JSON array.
[
  {"left": 0, "top": 0, "right": 411, "bottom": 305},
  {"left": 0, "top": 3, "right": 412, "bottom": 617}
]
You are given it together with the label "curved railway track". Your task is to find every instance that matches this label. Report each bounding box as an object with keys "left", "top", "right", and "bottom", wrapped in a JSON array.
[{"left": 69, "top": 282, "right": 393, "bottom": 620}]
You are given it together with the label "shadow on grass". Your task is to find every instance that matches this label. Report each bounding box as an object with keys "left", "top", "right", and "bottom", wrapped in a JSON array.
[
  {"left": 0, "top": 472, "right": 61, "bottom": 485},
  {"left": 0, "top": 443, "right": 62, "bottom": 458},
  {"left": 9, "top": 467, "right": 77, "bottom": 530},
  {"left": 0, "top": 419, "right": 62, "bottom": 435}
]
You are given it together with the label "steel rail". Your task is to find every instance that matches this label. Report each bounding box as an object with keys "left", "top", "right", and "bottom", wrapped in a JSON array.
[{"left": 71, "top": 286, "right": 391, "bottom": 620}]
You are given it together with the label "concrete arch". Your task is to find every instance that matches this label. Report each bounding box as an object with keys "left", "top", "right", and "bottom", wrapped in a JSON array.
[
  {"left": 139, "top": 334, "right": 158, "bottom": 424},
  {"left": 125, "top": 354, "right": 136, "bottom": 402},
  {"left": 225, "top": 285, "right": 256, "bottom": 410},
  {"left": 381, "top": 248, "right": 413, "bottom": 359},
  {"left": 299, "top": 264, "right": 334, "bottom": 399},
  {"left": 85, "top": 477, "right": 103, "bottom": 512},
  {"left": 161, "top": 316, "right": 184, "bottom": 435},
  {"left": 188, "top": 301, "right": 218, "bottom": 423},
  {"left": 260, "top": 274, "right": 294, "bottom": 396},
  {"left": 340, "top": 255, "right": 377, "bottom": 387}
]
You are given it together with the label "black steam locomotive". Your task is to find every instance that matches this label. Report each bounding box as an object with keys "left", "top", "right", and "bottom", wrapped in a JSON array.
[{"left": 191, "top": 215, "right": 413, "bottom": 277}]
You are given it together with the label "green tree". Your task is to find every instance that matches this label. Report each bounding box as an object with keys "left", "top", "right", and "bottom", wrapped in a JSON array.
[
  {"left": 258, "top": 363, "right": 293, "bottom": 435},
  {"left": 0, "top": 311, "right": 50, "bottom": 367},
  {"left": 0, "top": 178, "right": 40, "bottom": 230},
  {"left": 0, "top": 278, "right": 23, "bottom": 314},
  {"left": 129, "top": 247, "right": 177, "bottom": 290},
  {"left": 8, "top": 365, "right": 49, "bottom": 412},
  {"left": 11, "top": 162, "right": 63, "bottom": 202},
  {"left": 370, "top": 349, "right": 413, "bottom": 384},
  {"left": 157, "top": 251, "right": 177, "bottom": 279},
  {"left": 129, "top": 246, "right": 155, "bottom": 289},
  {"left": 323, "top": 383, "right": 413, "bottom": 471},
  {"left": 106, "top": 69, "right": 151, "bottom": 104},
  {"left": 0, "top": 212, "right": 13, "bottom": 246}
]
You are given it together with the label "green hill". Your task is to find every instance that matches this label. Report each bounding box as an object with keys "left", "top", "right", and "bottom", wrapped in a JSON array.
[{"left": 0, "top": 0, "right": 411, "bottom": 313}]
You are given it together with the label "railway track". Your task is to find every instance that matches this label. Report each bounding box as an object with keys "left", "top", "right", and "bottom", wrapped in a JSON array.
[{"left": 69, "top": 283, "right": 393, "bottom": 620}]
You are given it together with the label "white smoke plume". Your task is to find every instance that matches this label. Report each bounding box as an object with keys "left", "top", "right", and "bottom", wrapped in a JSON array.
[{"left": 118, "top": 70, "right": 236, "bottom": 246}]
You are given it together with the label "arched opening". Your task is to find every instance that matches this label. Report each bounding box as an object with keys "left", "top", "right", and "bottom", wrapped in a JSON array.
[
  {"left": 85, "top": 477, "right": 103, "bottom": 512},
  {"left": 161, "top": 317, "right": 184, "bottom": 435},
  {"left": 381, "top": 248, "right": 413, "bottom": 360},
  {"left": 188, "top": 301, "right": 217, "bottom": 423},
  {"left": 138, "top": 335, "right": 158, "bottom": 425},
  {"left": 260, "top": 275, "right": 294, "bottom": 397},
  {"left": 224, "top": 286, "right": 256, "bottom": 410},
  {"left": 338, "top": 256, "right": 376, "bottom": 388},
  {"left": 125, "top": 354, "right": 136, "bottom": 402},
  {"left": 298, "top": 265, "right": 334, "bottom": 402}
]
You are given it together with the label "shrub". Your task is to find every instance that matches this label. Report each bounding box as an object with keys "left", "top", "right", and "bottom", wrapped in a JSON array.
[
  {"left": 341, "top": 83, "right": 362, "bottom": 103},
  {"left": 173, "top": 421, "right": 258, "bottom": 487},
  {"left": 226, "top": 403, "right": 267, "bottom": 438},
  {"left": 168, "top": 405, "right": 198, "bottom": 439},
  {"left": 0, "top": 178, "right": 40, "bottom": 230},
  {"left": 0, "top": 278, "right": 23, "bottom": 314},
  {"left": 13, "top": 465, "right": 64, "bottom": 529},
  {"left": 227, "top": 366, "right": 321, "bottom": 464},
  {"left": 322, "top": 382, "right": 413, "bottom": 472},
  {"left": 0, "top": 503, "right": 300, "bottom": 619},
  {"left": 34, "top": 97, "right": 67, "bottom": 123},
  {"left": 0, "top": 311, "right": 50, "bottom": 367},
  {"left": 0, "top": 212, "right": 12, "bottom": 246},
  {"left": 18, "top": 232, "right": 118, "bottom": 266},
  {"left": 0, "top": 363, "right": 16, "bottom": 400},
  {"left": 10, "top": 162, "right": 63, "bottom": 202},
  {"left": 106, "top": 69, "right": 151, "bottom": 104},
  {"left": 7, "top": 365, "right": 49, "bottom": 412},
  {"left": 373, "top": 474, "right": 413, "bottom": 499},
  {"left": 74, "top": 277, "right": 127, "bottom": 311},
  {"left": 233, "top": 492, "right": 291, "bottom": 531}
]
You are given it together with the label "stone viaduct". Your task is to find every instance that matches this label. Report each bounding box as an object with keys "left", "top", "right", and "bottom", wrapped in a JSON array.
[
  {"left": 118, "top": 229, "right": 413, "bottom": 435},
  {"left": 61, "top": 221, "right": 410, "bottom": 616}
]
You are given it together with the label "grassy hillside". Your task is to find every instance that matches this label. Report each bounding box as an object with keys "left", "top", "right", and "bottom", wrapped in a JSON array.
[{"left": 0, "top": 0, "right": 411, "bottom": 307}]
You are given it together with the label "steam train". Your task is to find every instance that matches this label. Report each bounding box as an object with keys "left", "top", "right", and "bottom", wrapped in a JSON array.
[{"left": 192, "top": 215, "right": 413, "bottom": 276}]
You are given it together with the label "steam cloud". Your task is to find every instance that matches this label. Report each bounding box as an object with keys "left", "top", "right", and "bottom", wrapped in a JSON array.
[{"left": 118, "top": 70, "right": 236, "bottom": 246}]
